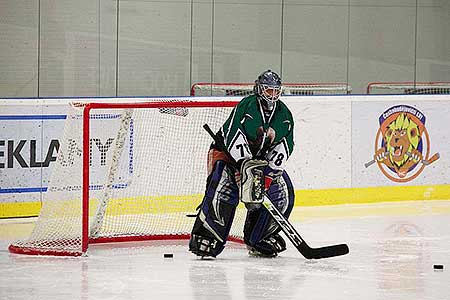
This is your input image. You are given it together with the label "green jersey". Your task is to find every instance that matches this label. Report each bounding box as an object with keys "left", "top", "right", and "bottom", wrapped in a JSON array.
[{"left": 220, "top": 95, "right": 294, "bottom": 171}]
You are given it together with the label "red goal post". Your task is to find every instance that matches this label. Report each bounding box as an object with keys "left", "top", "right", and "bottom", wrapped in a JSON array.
[
  {"left": 9, "top": 100, "right": 246, "bottom": 256},
  {"left": 191, "top": 82, "right": 352, "bottom": 96}
]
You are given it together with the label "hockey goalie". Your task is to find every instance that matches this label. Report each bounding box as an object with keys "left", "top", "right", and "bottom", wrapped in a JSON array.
[{"left": 189, "top": 70, "right": 296, "bottom": 258}]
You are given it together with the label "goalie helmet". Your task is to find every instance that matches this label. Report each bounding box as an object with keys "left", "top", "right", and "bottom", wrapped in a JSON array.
[{"left": 254, "top": 70, "right": 282, "bottom": 110}]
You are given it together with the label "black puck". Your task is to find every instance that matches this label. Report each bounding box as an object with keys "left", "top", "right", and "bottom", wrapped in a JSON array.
[
  {"left": 433, "top": 264, "right": 444, "bottom": 270},
  {"left": 164, "top": 253, "right": 174, "bottom": 258}
]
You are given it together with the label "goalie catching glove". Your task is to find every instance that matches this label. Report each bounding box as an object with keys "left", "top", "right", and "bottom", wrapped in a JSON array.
[{"left": 239, "top": 159, "right": 268, "bottom": 209}]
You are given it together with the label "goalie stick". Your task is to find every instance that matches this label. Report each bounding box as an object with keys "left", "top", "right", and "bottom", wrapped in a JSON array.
[{"left": 203, "top": 124, "right": 349, "bottom": 259}]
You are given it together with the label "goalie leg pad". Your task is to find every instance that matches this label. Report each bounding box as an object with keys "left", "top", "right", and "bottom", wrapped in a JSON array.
[
  {"left": 189, "top": 161, "right": 239, "bottom": 257},
  {"left": 244, "top": 171, "right": 295, "bottom": 256}
]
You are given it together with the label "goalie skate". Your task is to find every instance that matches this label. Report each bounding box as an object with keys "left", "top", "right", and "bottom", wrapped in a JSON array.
[{"left": 247, "top": 246, "right": 278, "bottom": 258}]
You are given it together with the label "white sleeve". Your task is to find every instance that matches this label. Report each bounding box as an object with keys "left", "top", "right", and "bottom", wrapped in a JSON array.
[{"left": 227, "top": 128, "right": 252, "bottom": 163}]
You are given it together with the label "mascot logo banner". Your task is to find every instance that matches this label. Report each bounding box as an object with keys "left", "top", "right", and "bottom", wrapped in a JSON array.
[{"left": 366, "top": 105, "right": 439, "bottom": 182}]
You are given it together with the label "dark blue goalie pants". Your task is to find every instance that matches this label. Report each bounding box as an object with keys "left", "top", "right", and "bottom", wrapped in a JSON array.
[{"left": 189, "top": 160, "right": 295, "bottom": 257}]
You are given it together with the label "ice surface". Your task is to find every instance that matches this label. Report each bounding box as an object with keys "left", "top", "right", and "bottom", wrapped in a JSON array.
[{"left": 1, "top": 201, "right": 449, "bottom": 300}]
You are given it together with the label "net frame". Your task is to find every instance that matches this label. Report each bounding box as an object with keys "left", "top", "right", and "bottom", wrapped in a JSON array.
[
  {"left": 9, "top": 100, "right": 241, "bottom": 256},
  {"left": 191, "top": 82, "right": 352, "bottom": 96},
  {"left": 367, "top": 81, "right": 450, "bottom": 94}
]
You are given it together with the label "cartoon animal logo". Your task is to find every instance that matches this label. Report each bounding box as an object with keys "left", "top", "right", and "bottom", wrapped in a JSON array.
[{"left": 365, "top": 105, "right": 439, "bottom": 182}]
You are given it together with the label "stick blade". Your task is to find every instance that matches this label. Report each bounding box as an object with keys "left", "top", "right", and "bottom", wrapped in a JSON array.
[{"left": 299, "top": 243, "right": 349, "bottom": 259}]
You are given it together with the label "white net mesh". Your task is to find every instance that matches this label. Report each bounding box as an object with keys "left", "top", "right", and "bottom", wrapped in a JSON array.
[
  {"left": 9, "top": 107, "right": 85, "bottom": 255},
  {"left": 367, "top": 82, "right": 450, "bottom": 94},
  {"left": 9, "top": 100, "right": 246, "bottom": 256},
  {"left": 191, "top": 83, "right": 352, "bottom": 96}
]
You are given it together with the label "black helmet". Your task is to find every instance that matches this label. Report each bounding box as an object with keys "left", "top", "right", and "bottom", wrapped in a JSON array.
[{"left": 254, "top": 70, "right": 282, "bottom": 110}]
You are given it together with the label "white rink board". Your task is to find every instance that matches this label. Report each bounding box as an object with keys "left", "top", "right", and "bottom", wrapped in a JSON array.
[{"left": 0, "top": 95, "right": 449, "bottom": 209}]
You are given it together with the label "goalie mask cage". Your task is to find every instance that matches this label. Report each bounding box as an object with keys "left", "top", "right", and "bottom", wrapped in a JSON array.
[
  {"left": 191, "top": 82, "right": 352, "bottom": 96},
  {"left": 9, "top": 100, "right": 246, "bottom": 256},
  {"left": 367, "top": 81, "right": 450, "bottom": 94}
]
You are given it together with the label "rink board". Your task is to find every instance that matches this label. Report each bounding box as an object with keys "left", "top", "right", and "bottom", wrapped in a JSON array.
[{"left": 1, "top": 95, "right": 449, "bottom": 218}]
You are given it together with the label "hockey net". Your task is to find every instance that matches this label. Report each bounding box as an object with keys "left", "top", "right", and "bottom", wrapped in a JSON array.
[
  {"left": 9, "top": 100, "right": 246, "bottom": 256},
  {"left": 367, "top": 81, "right": 450, "bottom": 94},
  {"left": 191, "top": 82, "right": 351, "bottom": 96}
]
